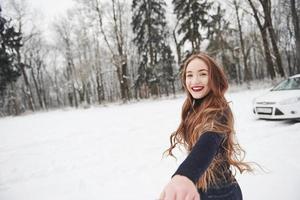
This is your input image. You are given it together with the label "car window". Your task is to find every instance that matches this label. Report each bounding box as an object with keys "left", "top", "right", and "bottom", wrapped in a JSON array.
[{"left": 272, "top": 77, "right": 300, "bottom": 90}]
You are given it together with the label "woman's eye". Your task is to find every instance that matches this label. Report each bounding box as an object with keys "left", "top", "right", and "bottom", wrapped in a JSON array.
[
  {"left": 186, "top": 74, "right": 192, "bottom": 77},
  {"left": 200, "top": 73, "right": 207, "bottom": 76}
]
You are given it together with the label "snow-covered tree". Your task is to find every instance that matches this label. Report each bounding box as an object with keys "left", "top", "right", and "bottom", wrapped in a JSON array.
[
  {"left": 132, "top": 0, "right": 175, "bottom": 97},
  {"left": 0, "top": 7, "right": 22, "bottom": 94}
]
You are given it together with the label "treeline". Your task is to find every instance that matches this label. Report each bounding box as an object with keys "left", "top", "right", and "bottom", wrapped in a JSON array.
[{"left": 0, "top": 0, "right": 299, "bottom": 116}]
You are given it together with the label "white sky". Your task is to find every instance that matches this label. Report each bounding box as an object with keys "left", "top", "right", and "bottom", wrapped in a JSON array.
[
  {"left": 29, "top": 0, "right": 75, "bottom": 21},
  {"left": 26, "top": 0, "right": 76, "bottom": 44},
  {"left": 1, "top": 0, "right": 75, "bottom": 43}
]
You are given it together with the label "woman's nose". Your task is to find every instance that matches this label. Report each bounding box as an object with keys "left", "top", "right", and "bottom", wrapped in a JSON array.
[{"left": 192, "top": 75, "right": 201, "bottom": 84}]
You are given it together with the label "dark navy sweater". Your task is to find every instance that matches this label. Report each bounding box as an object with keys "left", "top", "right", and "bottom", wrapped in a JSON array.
[{"left": 172, "top": 131, "right": 228, "bottom": 185}]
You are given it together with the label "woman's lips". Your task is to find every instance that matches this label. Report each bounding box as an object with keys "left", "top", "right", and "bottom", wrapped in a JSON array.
[{"left": 191, "top": 86, "right": 204, "bottom": 92}]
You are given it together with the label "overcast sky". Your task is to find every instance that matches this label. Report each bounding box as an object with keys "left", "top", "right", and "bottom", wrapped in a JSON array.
[
  {"left": 22, "top": 0, "right": 75, "bottom": 43},
  {"left": 29, "top": 0, "right": 75, "bottom": 21}
]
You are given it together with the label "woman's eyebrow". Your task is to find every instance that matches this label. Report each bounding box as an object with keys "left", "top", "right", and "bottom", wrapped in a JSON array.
[{"left": 186, "top": 69, "right": 208, "bottom": 73}]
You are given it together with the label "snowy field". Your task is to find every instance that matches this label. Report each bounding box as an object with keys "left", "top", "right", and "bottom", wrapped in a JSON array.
[{"left": 0, "top": 88, "right": 300, "bottom": 200}]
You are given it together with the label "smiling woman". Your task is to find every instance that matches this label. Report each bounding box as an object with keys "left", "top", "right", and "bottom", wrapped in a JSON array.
[
  {"left": 185, "top": 58, "right": 210, "bottom": 99},
  {"left": 160, "top": 52, "right": 253, "bottom": 200}
]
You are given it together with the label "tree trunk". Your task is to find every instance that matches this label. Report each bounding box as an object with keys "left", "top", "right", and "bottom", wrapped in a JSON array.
[
  {"left": 261, "top": 28, "right": 276, "bottom": 79},
  {"left": 72, "top": 83, "right": 78, "bottom": 108},
  {"left": 31, "top": 67, "right": 44, "bottom": 109},
  {"left": 121, "top": 60, "right": 130, "bottom": 100},
  {"left": 146, "top": 1, "right": 154, "bottom": 67},
  {"left": 285, "top": 48, "right": 292, "bottom": 75},
  {"left": 173, "top": 21, "right": 182, "bottom": 65},
  {"left": 21, "top": 68, "right": 35, "bottom": 111},
  {"left": 290, "top": 0, "right": 300, "bottom": 73},
  {"left": 113, "top": 0, "right": 130, "bottom": 102},
  {"left": 96, "top": 67, "right": 103, "bottom": 104},
  {"left": 247, "top": 0, "right": 276, "bottom": 79},
  {"left": 9, "top": 83, "right": 21, "bottom": 115},
  {"left": 260, "top": 0, "right": 285, "bottom": 77},
  {"left": 40, "top": 71, "right": 48, "bottom": 110},
  {"left": 97, "top": 0, "right": 131, "bottom": 102},
  {"left": 171, "top": 80, "right": 176, "bottom": 97},
  {"left": 54, "top": 70, "right": 62, "bottom": 107},
  {"left": 78, "top": 82, "right": 85, "bottom": 104},
  {"left": 253, "top": 47, "right": 258, "bottom": 79},
  {"left": 234, "top": 0, "right": 251, "bottom": 82},
  {"left": 18, "top": 53, "right": 35, "bottom": 111}
]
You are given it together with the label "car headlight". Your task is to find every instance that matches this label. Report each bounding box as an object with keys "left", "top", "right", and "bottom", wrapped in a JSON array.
[{"left": 279, "top": 97, "right": 300, "bottom": 105}]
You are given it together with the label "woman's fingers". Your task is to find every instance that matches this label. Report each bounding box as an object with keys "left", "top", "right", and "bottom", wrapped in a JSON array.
[
  {"left": 160, "top": 191, "right": 199, "bottom": 200},
  {"left": 160, "top": 175, "right": 200, "bottom": 200},
  {"left": 183, "top": 194, "right": 194, "bottom": 200},
  {"left": 193, "top": 193, "right": 200, "bottom": 200},
  {"left": 159, "top": 190, "right": 166, "bottom": 200},
  {"left": 164, "top": 190, "right": 176, "bottom": 200},
  {"left": 183, "top": 191, "right": 200, "bottom": 200}
]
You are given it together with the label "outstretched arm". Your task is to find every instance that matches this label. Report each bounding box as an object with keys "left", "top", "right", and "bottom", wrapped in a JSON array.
[
  {"left": 160, "top": 131, "right": 224, "bottom": 200},
  {"left": 173, "top": 131, "right": 224, "bottom": 183}
]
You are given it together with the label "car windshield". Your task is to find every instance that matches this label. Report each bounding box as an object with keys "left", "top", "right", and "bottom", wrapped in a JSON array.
[{"left": 272, "top": 77, "right": 300, "bottom": 91}]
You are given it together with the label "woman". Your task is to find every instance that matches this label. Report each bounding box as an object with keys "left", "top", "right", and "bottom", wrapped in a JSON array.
[{"left": 160, "top": 53, "right": 252, "bottom": 200}]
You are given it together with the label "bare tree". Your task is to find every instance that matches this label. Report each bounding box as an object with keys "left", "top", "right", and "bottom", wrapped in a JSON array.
[
  {"left": 247, "top": 0, "right": 276, "bottom": 79},
  {"left": 53, "top": 16, "right": 79, "bottom": 108},
  {"left": 7, "top": 0, "right": 36, "bottom": 111},
  {"left": 233, "top": 0, "right": 252, "bottom": 82},
  {"left": 92, "top": 31, "right": 105, "bottom": 104},
  {"left": 260, "top": 0, "right": 285, "bottom": 77},
  {"left": 91, "top": 0, "right": 131, "bottom": 102},
  {"left": 290, "top": 0, "right": 300, "bottom": 73},
  {"left": 20, "top": 32, "right": 52, "bottom": 110}
]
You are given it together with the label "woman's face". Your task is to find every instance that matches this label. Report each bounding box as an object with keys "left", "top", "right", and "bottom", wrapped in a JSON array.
[{"left": 185, "top": 58, "right": 211, "bottom": 99}]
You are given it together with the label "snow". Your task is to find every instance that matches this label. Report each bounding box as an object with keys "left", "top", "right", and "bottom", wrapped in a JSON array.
[{"left": 0, "top": 89, "right": 300, "bottom": 200}]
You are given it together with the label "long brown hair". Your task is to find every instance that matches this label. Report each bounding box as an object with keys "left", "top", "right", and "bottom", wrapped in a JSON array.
[{"left": 165, "top": 53, "right": 253, "bottom": 190}]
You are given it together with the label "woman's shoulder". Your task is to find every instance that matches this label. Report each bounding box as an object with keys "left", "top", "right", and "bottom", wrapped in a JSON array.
[
  {"left": 215, "top": 107, "right": 231, "bottom": 125},
  {"left": 201, "top": 130, "right": 226, "bottom": 141}
]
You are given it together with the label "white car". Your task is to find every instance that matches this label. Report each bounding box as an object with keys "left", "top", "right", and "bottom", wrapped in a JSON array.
[{"left": 253, "top": 74, "right": 300, "bottom": 120}]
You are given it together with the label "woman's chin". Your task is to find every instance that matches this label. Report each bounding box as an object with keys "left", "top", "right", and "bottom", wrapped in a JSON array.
[
  {"left": 191, "top": 91, "right": 210, "bottom": 99},
  {"left": 191, "top": 94, "right": 204, "bottom": 99}
]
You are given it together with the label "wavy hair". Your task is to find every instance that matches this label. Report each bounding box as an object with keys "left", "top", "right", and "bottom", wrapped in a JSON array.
[{"left": 164, "top": 53, "right": 253, "bottom": 191}]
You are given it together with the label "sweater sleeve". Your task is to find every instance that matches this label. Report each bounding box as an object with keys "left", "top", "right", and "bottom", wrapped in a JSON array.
[{"left": 172, "top": 131, "right": 224, "bottom": 184}]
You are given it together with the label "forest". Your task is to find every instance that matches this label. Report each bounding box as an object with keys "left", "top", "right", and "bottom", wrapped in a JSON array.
[{"left": 0, "top": 0, "right": 299, "bottom": 116}]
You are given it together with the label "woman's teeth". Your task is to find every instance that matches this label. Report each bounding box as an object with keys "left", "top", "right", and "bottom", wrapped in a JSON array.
[{"left": 191, "top": 86, "right": 204, "bottom": 92}]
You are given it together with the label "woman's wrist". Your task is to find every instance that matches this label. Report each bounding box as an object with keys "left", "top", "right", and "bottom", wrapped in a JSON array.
[{"left": 172, "top": 174, "right": 195, "bottom": 186}]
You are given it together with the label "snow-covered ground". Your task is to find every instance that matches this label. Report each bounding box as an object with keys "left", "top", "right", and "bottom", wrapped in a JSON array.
[{"left": 0, "top": 89, "right": 300, "bottom": 200}]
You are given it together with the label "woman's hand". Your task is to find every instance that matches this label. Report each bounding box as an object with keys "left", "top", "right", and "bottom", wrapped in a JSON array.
[{"left": 159, "top": 175, "right": 200, "bottom": 200}]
